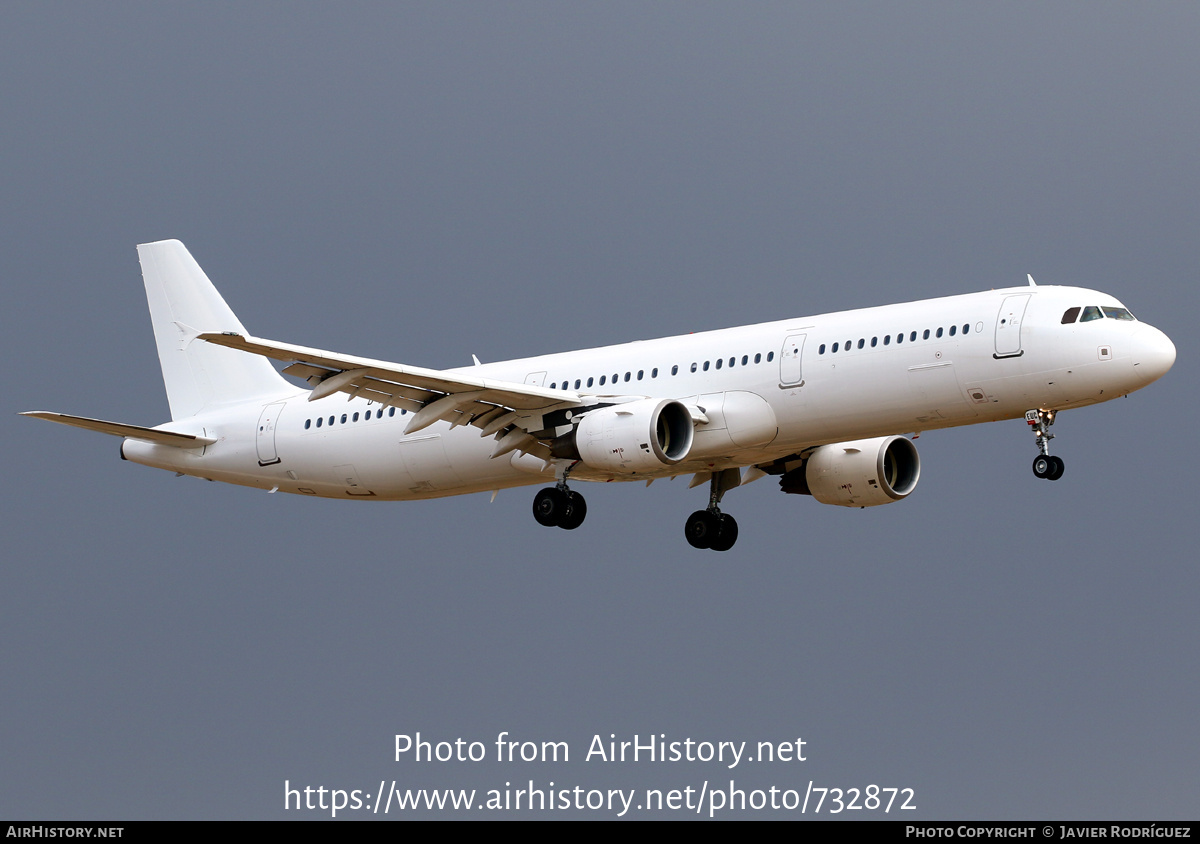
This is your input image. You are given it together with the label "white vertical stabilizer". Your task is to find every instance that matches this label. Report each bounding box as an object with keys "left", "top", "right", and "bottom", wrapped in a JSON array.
[{"left": 138, "top": 240, "right": 290, "bottom": 420}]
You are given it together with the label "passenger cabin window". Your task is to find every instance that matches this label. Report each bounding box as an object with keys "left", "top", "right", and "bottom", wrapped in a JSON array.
[{"left": 1061, "top": 307, "right": 1081, "bottom": 324}]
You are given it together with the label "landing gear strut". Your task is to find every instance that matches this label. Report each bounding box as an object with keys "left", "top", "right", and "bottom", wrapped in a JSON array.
[
  {"left": 1026, "top": 409, "right": 1065, "bottom": 481},
  {"left": 685, "top": 468, "right": 741, "bottom": 551},
  {"left": 532, "top": 463, "right": 587, "bottom": 530}
]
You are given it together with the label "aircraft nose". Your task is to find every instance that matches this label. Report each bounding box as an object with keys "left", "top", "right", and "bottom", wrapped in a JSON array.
[{"left": 1130, "top": 324, "right": 1176, "bottom": 385}]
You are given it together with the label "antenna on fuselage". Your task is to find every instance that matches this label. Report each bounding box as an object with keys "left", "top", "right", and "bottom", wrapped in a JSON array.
[{"left": 1027, "top": 274, "right": 1037, "bottom": 287}]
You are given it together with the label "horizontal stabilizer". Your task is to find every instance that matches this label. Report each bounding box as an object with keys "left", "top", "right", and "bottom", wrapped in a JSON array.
[{"left": 20, "top": 412, "right": 215, "bottom": 448}]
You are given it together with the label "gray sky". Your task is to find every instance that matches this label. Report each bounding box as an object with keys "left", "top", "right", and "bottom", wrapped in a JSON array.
[{"left": 3, "top": 2, "right": 1197, "bottom": 819}]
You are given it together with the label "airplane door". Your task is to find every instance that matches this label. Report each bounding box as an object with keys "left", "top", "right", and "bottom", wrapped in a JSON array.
[
  {"left": 525, "top": 371, "right": 547, "bottom": 387},
  {"left": 779, "top": 334, "right": 807, "bottom": 386},
  {"left": 256, "top": 401, "right": 285, "bottom": 466},
  {"left": 994, "top": 294, "right": 1030, "bottom": 358}
]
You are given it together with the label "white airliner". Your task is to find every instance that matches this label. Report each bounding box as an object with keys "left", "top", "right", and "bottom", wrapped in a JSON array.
[{"left": 24, "top": 240, "right": 1176, "bottom": 551}]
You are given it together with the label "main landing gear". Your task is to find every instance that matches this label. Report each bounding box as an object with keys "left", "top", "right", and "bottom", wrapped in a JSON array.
[
  {"left": 532, "top": 463, "right": 587, "bottom": 530},
  {"left": 685, "top": 468, "right": 741, "bottom": 552},
  {"left": 1026, "top": 408, "right": 1065, "bottom": 481},
  {"left": 531, "top": 464, "right": 744, "bottom": 550}
]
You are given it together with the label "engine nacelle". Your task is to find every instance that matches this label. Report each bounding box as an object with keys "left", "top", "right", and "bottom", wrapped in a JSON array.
[
  {"left": 575, "top": 398, "right": 694, "bottom": 474},
  {"left": 783, "top": 435, "right": 920, "bottom": 507}
]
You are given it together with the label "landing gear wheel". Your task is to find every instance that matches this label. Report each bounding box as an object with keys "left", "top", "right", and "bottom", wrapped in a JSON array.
[
  {"left": 533, "top": 487, "right": 567, "bottom": 527},
  {"left": 1046, "top": 455, "right": 1065, "bottom": 481},
  {"left": 1032, "top": 455, "right": 1051, "bottom": 479},
  {"left": 709, "top": 514, "right": 739, "bottom": 552},
  {"left": 558, "top": 491, "right": 587, "bottom": 530},
  {"left": 685, "top": 510, "right": 720, "bottom": 549}
]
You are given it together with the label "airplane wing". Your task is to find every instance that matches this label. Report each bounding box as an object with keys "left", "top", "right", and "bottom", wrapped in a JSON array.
[
  {"left": 21, "top": 412, "right": 216, "bottom": 448},
  {"left": 199, "top": 332, "right": 586, "bottom": 460}
]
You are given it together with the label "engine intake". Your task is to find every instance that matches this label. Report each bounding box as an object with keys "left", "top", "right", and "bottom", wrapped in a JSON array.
[
  {"left": 781, "top": 435, "right": 920, "bottom": 507},
  {"left": 574, "top": 398, "right": 694, "bottom": 474}
]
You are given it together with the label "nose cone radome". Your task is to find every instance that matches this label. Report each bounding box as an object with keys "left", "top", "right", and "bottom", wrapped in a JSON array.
[{"left": 1131, "top": 324, "right": 1176, "bottom": 385}]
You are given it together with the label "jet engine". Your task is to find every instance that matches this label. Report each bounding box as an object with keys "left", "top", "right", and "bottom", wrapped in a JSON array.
[
  {"left": 573, "top": 398, "right": 694, "bottom": 474},
  {"left": 780, "top": 435, "right": 920, "bottom": 507}
]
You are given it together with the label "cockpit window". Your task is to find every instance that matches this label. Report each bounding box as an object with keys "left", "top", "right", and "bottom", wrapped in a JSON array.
[
  {"left": 1102, "top": 306, "right": 1135, "bottom": 321},
  {"left": 1061, "top": 307, "right": 1081, "bottom": 324},
  {"left": 1080, "top": 306, "right": 1103, "bottom": 322}
]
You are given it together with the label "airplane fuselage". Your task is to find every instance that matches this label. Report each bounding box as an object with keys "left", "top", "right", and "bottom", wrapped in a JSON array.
[{"left": 120, "top": 283, "right": 1174, "bottom": 501}]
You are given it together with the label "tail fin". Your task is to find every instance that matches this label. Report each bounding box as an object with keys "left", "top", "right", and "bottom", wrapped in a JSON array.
[{"left": 138, "top": 240, "right": 290, "bottom": 420}]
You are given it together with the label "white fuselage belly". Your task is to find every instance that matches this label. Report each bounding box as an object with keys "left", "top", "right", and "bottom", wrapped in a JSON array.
[{"left": 121, "top": 284, "right": 1166, "bottom": 500}]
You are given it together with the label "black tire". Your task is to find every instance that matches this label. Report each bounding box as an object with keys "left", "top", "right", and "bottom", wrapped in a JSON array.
[
  {"left": 1047, "top": 455, "right": 1065, "bottom": 481},
  {"left": 1032, "top": 455, "right": 1051, "bottom": 479},
  {"left": 558, "top": 491, "right": 587, "bottom": 530},
  {"left": 709, "top": 514, "right": 739, "bottom": 552},
  {"left": 533, "top": 487, "right": 565, "bottom": 527},
  {"left": 685, "top": 510, "right": 718, "bottom": 549}
]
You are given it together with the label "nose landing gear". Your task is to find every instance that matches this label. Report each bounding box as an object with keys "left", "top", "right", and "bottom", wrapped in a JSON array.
[{"left": 1026, "top": 409, "right": 1065, "bottom": 481}]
